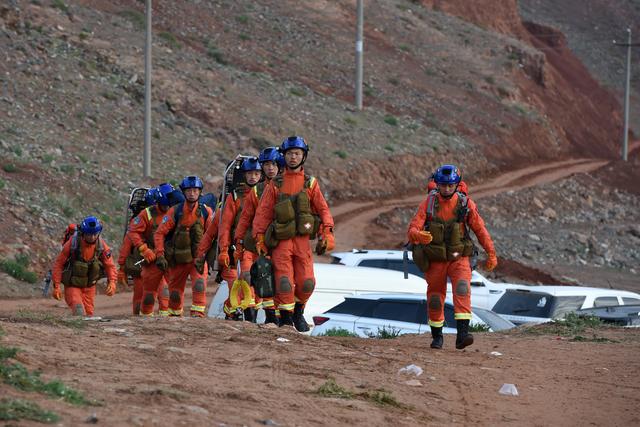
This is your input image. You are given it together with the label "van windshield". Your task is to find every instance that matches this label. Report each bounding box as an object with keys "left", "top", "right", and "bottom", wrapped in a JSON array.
[{"left": 493, "top": 290, "right": 586, "bottom": 318}]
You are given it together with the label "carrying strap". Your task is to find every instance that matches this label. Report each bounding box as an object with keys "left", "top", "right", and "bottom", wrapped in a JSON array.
[
  {"left": 272, "top": 174, "right": 316, "bottom": 193},
  {"left": 69, "top": 232, "right": 103, "bottom": 263},
  {"left": 173, "top": 201, "right": 210, "bottom": 225},
  {"left": 424, "top": 190, "right": 469, "bottom": 227}
]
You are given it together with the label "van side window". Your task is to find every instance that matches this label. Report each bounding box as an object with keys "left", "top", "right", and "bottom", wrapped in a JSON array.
[
  {"left": 593, "top": 297, "right": 620, "bottom": 308},
  {"left": 387, "top": 260, "right": 423, "bottom": 277},
  {"left": 371, "top": 301, "right": 421, "bottom": 323},
  {"left": 359, "top": 259, "right": 387, "bottom": 269},
  {"left": 327, "top": 299, "right": 376, "bottom": 317},
  {"left": 623, "top": 298, "right": 640, "bottom": 305}
]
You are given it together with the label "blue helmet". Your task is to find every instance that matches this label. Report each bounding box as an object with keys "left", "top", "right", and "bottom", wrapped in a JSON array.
[
  {"left": 241, "top": 157, "right": 262, "bottom": 172},
  {"left": 80, "top": 216, "right": 103, "bottom": 235},
  {"left": 156, "top": 183, "right": 175, "bottom": 207},
  {"left": 280, "top": 136, "right": 309, "bottom": 154},
  {"left": 179, "top": 175, "right": 203, "bottom": 191},
  {"left": 259, "top": 147, "right": 285, "bottom": 168},
  {"left": 433, "top": 164, "right": 462, "bottom": 185},
  {"left": 145, "top": 187, "right": 159, "bottom": 206}
]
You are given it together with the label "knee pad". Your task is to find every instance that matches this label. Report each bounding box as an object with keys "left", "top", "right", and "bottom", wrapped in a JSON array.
[
  {"left": 143, "top": 293, "right": 155, "bottom": 306},
  {"left": 455, "top": 280, "right": 469, "bottom": 296},
  {"left": 169, "top": 290, "right": 182, "bottom": 303},
  {"left": 193, "top": 278, "right": 205, "bottom": 293},
  {"left": 302, "top": 278, "right": 315, "bottom": 293},
  {"left": 428, "top": 296, "right": 442, "bottom": 310},
  {"left": 278, "top": 276, "right": 292, "bottom": 293}
]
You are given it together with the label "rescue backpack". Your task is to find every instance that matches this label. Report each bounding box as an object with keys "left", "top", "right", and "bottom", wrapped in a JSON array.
[
  {"left": 412, "top": 190, "right": 476, "bottom": 272},
  {"left": 250, "top": 255, "right": 274, "bottom": 298},
  {"left": 164, "top": 202, "right": 211, "bottom": 265},
  {"left": 61, "top": 230, "right": 105, "bottom": 288}
]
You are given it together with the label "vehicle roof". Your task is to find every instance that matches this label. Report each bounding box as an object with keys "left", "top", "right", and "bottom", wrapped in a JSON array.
[
  {"left": 314, "top": 263, "right": 424, "bottom": 283},
  {"left": 331, "top": 249, "right": 406, "bottom": 260},
  {"left": 504, "top": 285, "right": 640, "bottom": 298}
]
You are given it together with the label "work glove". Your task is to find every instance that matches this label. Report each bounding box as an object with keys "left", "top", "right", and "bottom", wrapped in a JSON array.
[
  {"left": 194, "top": 257, "right": 206, "bottom": 275},
  {"left": 485, "top": 252, "right": 498, "bottom": 272},
  {"left": 256, "top": 234, "right": 268, "bottom": 257},
  {"left": 156, "top": 255, "right": 169, "bottom": 272},
  {"left": 117, "top": 267, "right": 128, "bottom": 287},
  {"left": 138, "top": 244, "right": 156, "bottom": 264},
  {"left": 218, "top": 249, "right": 230, "bottom": 269},
  {"left": 52, "top": 284, "right": 62, "bottom": 301},
  {"left": 322, "top": 226, "right": 335, "bottom": 252},
  {"left": 234, "top": 242, "right": 244, "bottom": 262},
  {"left": 409, "top": 229, "right": 433, "bottom": 245},
  {"left": 105, "top": 281, "right": 116, "bottom": 297}
]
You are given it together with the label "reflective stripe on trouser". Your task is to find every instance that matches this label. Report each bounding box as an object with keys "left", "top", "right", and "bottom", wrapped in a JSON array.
[
  {"left": 425, "top": 257, "right": 472, "bottom": 327},
  {"left": 271, "top": 235, "right": 316, "bottom": 310},
  {"left": 167, "top": 262, "right": 208, "bottom": 315},
  {"left": 64, "top": 285, "right": 96, "bottom": 316},
  {"left": 140, "top": 264, "right": 170, "bottom": 315}
]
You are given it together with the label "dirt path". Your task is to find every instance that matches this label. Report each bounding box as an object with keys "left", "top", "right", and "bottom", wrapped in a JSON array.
[{"left": 332, "top": 157, "right": 611, "bottom": 251}]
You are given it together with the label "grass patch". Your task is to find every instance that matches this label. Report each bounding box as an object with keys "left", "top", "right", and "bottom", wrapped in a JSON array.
[
  {"left": 118, "top": 10, "right": 145, "bottom": 30},
  {"left": 51, "top": 0, "right": 68, "bottom": 13},
  {"left": 207, "top": 47, "right": 228, "bottom": 65},
  {"left": 319, "top": 327, "right": 357, "bottom": 337},
  {"left": 12, "top": 146, "right": 22, "bottom": 157},
  {"left": 290, "top": 87, "right": 306, "bottom": 97},
  {"left": 2, "top": 163, "right": 19, "bottom": 173},
  {"left": 239, "top": 33, "right": 251, "bottom": 41},
  {"left": 236, "top": 15, "right": 249, "bottom": 24},
  {"left": 333, "top": 150, "right": 347, "bottom": 159},
  {"left": 361, "top": 390, "right": 404, "bottom": 408},
  {"left": 158, "top": 31, "right": 180, "bottom": 49},
  {"left": 384, "top": 144, "right": 395, "bottom": 152},
  {"left": 41, "top": 154, "right": 54, "bottom": 164},
  {"left": 398, "top": 44, "right": 410, "bottom": 53},
  {"left": 343, "top": 117, "right": 357, "bottom": 126},
  {"left": 570, "top": 335, "right": 617, "bottom": 343},
  {"left": 383, "top": 115, "right": 398, "bottom": 126},
  {"left": 521, "top": 312, "right": 607, "bottom": 338},
  {"left": 469, "top": 323, "right": 491, "bottom": 333},
  {"left": 59, "top": 164, "right": 74, "bottom": 174},
  {"left": 315, "top": 379, "right": 353, "bottom": 399},
  {"left": 101, "top": 91, "right": 118, "bottom": 101},
  {"left": 0, "top": 398, "right": 59, "bottom": 424},
  {"left": 368, "top": 325, "right": 401, "bottom": 339},
  {"left": 13, "top": 309, "right": 86, "bottom": 330},
  {"left": 0, "top": 256, "right": 38, "bottom": 284},
  {"left": 387, "top": 77, "right": 400, "bottom": 86},
  {"left": 0, "top": 345, "right": 19, "bottom": 361},
  {"left": 0, "top": 178, "right": 5, "bottom": 190}
]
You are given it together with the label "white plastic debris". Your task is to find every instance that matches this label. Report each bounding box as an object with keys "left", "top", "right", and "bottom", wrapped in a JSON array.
[
  {"left": 398, "top": 364, "right": 423, "bottom": 376},
  {"left": 490, "top": 351, "right": 503, "bottom": 356},
  {"left": 276, "top": 337, "right": 290, "bottom": 343},
  {"left": 499, "top": 383, "right": 519, "bottom": 396}
]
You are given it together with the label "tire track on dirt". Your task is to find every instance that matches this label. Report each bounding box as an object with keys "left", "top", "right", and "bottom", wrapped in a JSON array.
[{"left": 332, "top": 157, "right": 614, "bottom": 251}]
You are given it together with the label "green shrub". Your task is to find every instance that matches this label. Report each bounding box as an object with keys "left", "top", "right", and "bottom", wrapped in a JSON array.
[
  {"left": 236, "top": 15, "right": 249, "bottom": 24},
  {"left": 41, "top": 154, "right": 54, "bottom": 164},
  {"left": 368, "top": 325, "right": 401, "bottom": 339},
  {"left": 290, "top": 87, "right": 306, "bottom": 97},
  {"left": 2, "top": 163, "right": 18, "bottom": 173},
  {"left": 399, "top": 44, "right": 410, "bottom": 52},
  {"left": 51, "top": 0, "right": 68, "bottom": 13},
  {"left": 469, "top": 323, "right": 490, "bottom": 332},
  {"left": 118, "top": 10, "right": 145, "bottom": 30},
  {"left": 0, "top": 179, "right": 5, "bottom": 190},
  {"left": 0, "top": 257, "right": 38, "bottom": 283},
  {"left": 239, "top": 33, "right": 251, "bottom": 41},
  {"left": 0, "top": 398, "right": 59, "bottom": 424},
  {"left": 383, "top": 115, "right": 398, "bottom": 126},
  {"left": 362, "top": 390, "right": 404, "bottom": 408},
  {"left": 207, "top": 48, "right": 228, "bottom": 65},
  {"left": 343, "top": 117, "right": 357, "bottom": 125},
  {"left": 384, "top": 144, "right": 394, "bottom": 152},
  {"left": 333, "top": 150, "right": 347, "bottom": 159},
  {"left": 158, "top": 31, "right": 180, "bottom": 49},
  {"left": 320, "top": 327, "right": 357, "bottom": 337},
  {"left": 315, "top": 379, "right": 353, "bottom": 398},
  {"left": 59, "top": 164, "right": 74, "bottom": 174}
]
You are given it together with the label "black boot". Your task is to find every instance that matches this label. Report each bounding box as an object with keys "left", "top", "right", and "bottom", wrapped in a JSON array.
[
  {"left": 264, "top": 309, "right": 278, "bottom": 325},
  {"left": 430, "top": 326, "right": 443, "bottom": 349},
  {"left": 243, "top": 307, "right": 257, "bottom": 323},
  {"left": 455, "top": 319, "right": 474, "bottom": 349},
  {"left": 292, "top": 303, "right": 310, "bottom": 332},
  {"left": 279, "top": 310, "right": 294, "bottom": 327}
]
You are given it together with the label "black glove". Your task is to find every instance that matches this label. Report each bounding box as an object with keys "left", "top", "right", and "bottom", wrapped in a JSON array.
[
  {"left": 194, "top": 257, "right": 205, "bottom": 275},
  {"left": 156, "top": 255, "right": 169, "bottom": 272}
]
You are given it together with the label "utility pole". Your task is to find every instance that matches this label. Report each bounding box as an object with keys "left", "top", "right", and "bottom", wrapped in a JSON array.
[
  {"left": 355, "top": 0, "right": 363, "bottom": 110},
  {"left": 143, "top": 0, "right": 152, "bottom": 177},
  {"left": 614, "top": 28, "right": 640, "bottom": 161}
]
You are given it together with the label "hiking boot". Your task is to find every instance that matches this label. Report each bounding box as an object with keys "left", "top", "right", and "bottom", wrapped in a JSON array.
[
  {"left": 264, "top": 309, "right": 278, "bottom": 325},
  {"left": 292, "top": 303, "right": 310, "bottom": 332},
  {"left": 455, "top": 319, "right": 474, "bottom": 349},
  {"left": 243, "top": 307, "right": 257, "bottom": 323},
  {"left": 430, "top": 326, "right": 443, "bottom": 349},
  {"left": 279, "top": 310, "right": 294, "bottom": 327}
]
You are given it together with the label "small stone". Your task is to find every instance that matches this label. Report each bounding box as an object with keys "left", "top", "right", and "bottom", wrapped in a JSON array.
[
  {"left": 85, "top": 413, "right": 98, "bottom": 423},
  {"left": 542, "top": 207, "right": 557, "bottom": 219},
  {"left": 532, "top": 197, "right": 544, "bottom": 209}
]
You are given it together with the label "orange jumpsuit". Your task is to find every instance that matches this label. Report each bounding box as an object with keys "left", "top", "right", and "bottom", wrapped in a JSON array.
[
  {"left": 119, "top": 212, "right": 169, "bottom": 315},
  {"left": 52, "top": 236, "right": 117, "bottom": 316},
  {"left": 407, "top": 192, "right": 495, "bottom": 327},
  {"left": 253, "top": 168, "right": 334, "bottom": 312},
  {"left": 235, "top": 182, "right": 274, "bottom": 312},
  {"left": 155, "top": 202, "right": 214, "bottom": 317},
  {"left": 218, "top": 187, "right": 259, "bottom": 316}
]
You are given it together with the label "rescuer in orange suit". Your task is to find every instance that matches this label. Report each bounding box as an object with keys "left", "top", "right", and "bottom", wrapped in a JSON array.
[
  {"left": 407, "top": 164, "right": 497, "bottom": 350},
  {"left": 125, "top": 185, "right": 173, "bottom": 316},
  {"left": 51, "top": 216, "right": 117, "bottom": 316},
  {"left": 234, "top": 147, "right": 284, "bottom": 325},
  {"left": 216, "top": 157, "right": 264, "bottom": 321},
  {"left": 154, "top": 176, "right": 214, "bottom": 317},
  {"left": 253, "top": 136, "right": 335, "bottom": 332}
]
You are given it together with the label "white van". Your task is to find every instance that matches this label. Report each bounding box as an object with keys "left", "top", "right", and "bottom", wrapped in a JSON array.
[{"left": 207, "top": 263, "right": 427, "bottom": 323}]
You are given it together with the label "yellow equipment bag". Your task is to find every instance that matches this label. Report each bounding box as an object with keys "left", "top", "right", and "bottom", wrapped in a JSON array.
[{"left": 229, "top": 279, "right": 253, "bottom": 310}]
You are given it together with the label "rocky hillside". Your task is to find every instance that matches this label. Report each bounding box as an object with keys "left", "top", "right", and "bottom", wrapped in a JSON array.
[{"left": 0, "top": 0, "right": 628, "bottom": 282}]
